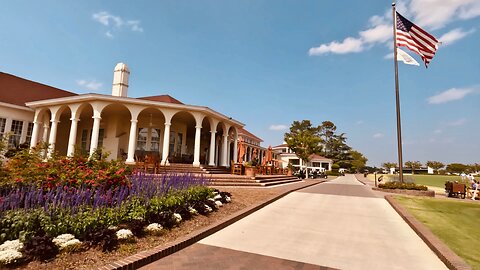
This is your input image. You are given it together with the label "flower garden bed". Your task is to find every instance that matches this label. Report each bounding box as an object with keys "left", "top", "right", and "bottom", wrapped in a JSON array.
[
  {"left": 0, "top": 147, "right": 237, "bottom": 268},
  {"left": 372, "top": 187, "right": 435, "bottom": 197}
]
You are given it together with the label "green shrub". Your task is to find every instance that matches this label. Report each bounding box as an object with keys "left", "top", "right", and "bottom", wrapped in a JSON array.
[
  {"left": 327, "top": 171, "right": 339, "bottom": 176},
  {"left": 0, "top": 146, "right": 131, "bottom": 189},
  {"left": 378, "top": 181, "right": 428, "bottom": 190},
  {"left": 21, "top": 234, "right": 59, "bottom": 262}
]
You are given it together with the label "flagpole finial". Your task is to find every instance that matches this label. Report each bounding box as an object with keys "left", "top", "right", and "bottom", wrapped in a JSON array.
[{"left": 392, "top": 3, "right": 396, "bottom": 7}]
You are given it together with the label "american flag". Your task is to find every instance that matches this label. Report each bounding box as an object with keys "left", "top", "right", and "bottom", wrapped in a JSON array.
[{"left": 396, "top": 12, "right": 439, "bottom": 68}]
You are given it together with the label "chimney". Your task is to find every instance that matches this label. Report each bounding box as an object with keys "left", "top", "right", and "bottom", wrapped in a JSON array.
[{"left": 112, "top": 63, "right": 130, "bottom": 97}]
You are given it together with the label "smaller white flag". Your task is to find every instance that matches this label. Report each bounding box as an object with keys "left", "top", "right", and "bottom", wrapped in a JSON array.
[{"left": 397, "top": 48, "right": 419, "bottom": 66}]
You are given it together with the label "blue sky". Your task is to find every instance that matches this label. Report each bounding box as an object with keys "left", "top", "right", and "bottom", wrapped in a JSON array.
[{"left": 1, "top": 1, "right": 479, "bottom": 167}]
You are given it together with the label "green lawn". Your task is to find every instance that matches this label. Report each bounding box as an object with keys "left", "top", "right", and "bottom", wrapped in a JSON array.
[
  {"left": 395, "top": 196, "right": 480, "bottom": 269},
  {"left": 366, "top": 174, "right": 462, "bottom": 188},
  {"left": 411, "top": 175, "right": 462, "bottom": 188}
]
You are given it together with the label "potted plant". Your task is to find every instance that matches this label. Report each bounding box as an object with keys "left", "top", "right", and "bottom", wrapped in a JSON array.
[
  {"left": 287, "top": 163, "right": 294, "bottom": 176},
  {"left": 244, "top": 161, "right": 256, "bottom": 177}
]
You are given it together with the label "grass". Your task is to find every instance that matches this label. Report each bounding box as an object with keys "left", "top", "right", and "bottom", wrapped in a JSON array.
[
  {"left": 367, "top": 174, "right": 462, "bottom": 188},
  {"left": 394, "top": 196, "right": 480, "bottom": 269},
  {"left": 411, "top": 175, "right": 463, "bottom": 188}
]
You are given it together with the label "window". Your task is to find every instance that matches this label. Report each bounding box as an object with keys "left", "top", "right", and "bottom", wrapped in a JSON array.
[
  {"left": 176, "top": 133, "right": 183, "bottom": 155},
  {"left": 80, "top": 128, "right": 105, "bottom": 154},
  {"left": 98, "top": 129, "right": 105, "bottom": 148},
  {"left": 25, "top": 122, "right": 34, "bottom": 145},
  {"left": 136, "top": 128, "right": 148, "bottom": 151},
  {"left": 8, "top": 120, "right": 23, "bottom": 148},
  {"left": 151, "top": 128, "right": 161, "bottom": 151},
  {"left": 169, "top": 131, "right": 175, "bottom": 156},
  {"left": 81, "top": 129, "right": 89, "bottom": 154},
  {"left": 0, "top": 118, "right": 6, "bottom": 137}
]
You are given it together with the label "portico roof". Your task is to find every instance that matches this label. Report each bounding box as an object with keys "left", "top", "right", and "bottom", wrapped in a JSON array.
[{"left": 25, "top": 93, "right": 244, "bottom": 128}]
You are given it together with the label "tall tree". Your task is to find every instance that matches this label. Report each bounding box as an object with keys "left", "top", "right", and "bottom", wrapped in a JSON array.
[
  {"left": 426, "top": 161, "right": 444, "bottom": 174},
  {"left": 382, "top": 162, "right": 397, "bottom": 172},
  {"left": 446, "top": 163, "right": 469, "bottom": 174},
  {"left": 319, "top": 121, "right": 336, "bottom": 157},
  {"left": 350, "top": 150, "right": 368, "bottom": 172},
  {"left": 405, "top": 161, "right": 422, "bottom": 174},
  {"left": 284, "top": 120, "right": 322, "bottom": 177}
]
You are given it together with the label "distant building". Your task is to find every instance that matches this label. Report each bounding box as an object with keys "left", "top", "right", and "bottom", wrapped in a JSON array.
[
  {"left": 272, "top": 143, "right": 332, "bottom": 171},
  {"left": 0, "top": 63, "right": 263, "bottom": 167},
  {"left": 237, "top": 128, "right": 265, "bottom": 164}
]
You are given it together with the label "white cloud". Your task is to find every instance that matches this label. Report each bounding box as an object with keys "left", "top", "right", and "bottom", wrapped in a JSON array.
[
  {"left": 356, "top": 120, "right": 364, "bottom": 125},
  {"left": 427, "top": 87, "right": 476, "bottom": 104},
  {"left": 433, "top": 129, "right": 442, "bottom": 134},
  {"left": 409, "top": 0, "right": 480, "bottom": 29},
  {"left": 309, "top": 0, "right": 480, "bottom": 57},
  {"left": 92, "top": 11, "right": 144, "bottom": 38},
  {"left": 439, "top": 28, "right": 475, "bottom": 45},
  {"left": 92, "top": 11, "right": 123, "bottom": 27},
  {"left": 76, "top": 79, "right": 103, "bottom": 91},
  {"left": 127, "top": 20, "right": 144, "bottom": 32},
  {"left": 373, "top": 133, "right": 384, "bottom": 139},
  {"left": 269, "top": 124, "right": 288, "bottom": 131},
  {"left": 359, "top": 24, "right": 391, "bottom": 44},
  {"left": 309, "top": 37, "right": 364, "bottom": 55},
  {"left": 105, "top": 31, "right": 114, "bottom": 39},
  {"left": 447, "top": 118, "right": 467, "bottom": 126}
]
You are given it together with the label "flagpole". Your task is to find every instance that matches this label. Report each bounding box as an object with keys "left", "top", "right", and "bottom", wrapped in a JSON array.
[{"left": 392, "top": 3, "right": 404, "bottom": 183}]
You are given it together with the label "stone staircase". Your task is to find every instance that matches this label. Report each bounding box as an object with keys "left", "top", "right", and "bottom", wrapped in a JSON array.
[
  {"left": 154, "top": 164, "right": 302, "bottom": 187},
  {"left": 156, "top": 163, "right": 204, "bottom": 174},
  {"left": 200, "top": 165, "right": 230, "bottom": 174},
  {"left": 207, "top": 174, "right": 302, "bottom": 187}
]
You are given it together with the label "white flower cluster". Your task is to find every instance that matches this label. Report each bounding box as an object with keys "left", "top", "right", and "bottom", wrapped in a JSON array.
[
  {"left": 0, "top": 239, "right": 23, "bottom": 265},
  {"left": 52, "top": 234, "right": 82, "bottom": 250},
  {"left": 145, "top": 223, "right": 163, "bottom": 233},
  {"left": 215, "top": 201, "right": 223, "bottom": 207},
  {"left": 116, "top": 229, "right": 134, "bottom": 240},
  {"left": 188, "top": 206, "right": 198, "bottom": 215},
  {"left": 108, "top": 225, "right": 119, "bottom": 231},
  {"left": 225, "top": 196, "right": 231, "bottom": 202},
  {"left": 204, "top": 204, "right": 213, "bottom": 212},
  {"left": 173, "top": 213, "right": 182, "bottom": 223},
  {"left": 0, "top": 240, "right": 23, "bottom": 252},
  {"left": 214, "top": 194, "right": 222, "bottom": 200}
]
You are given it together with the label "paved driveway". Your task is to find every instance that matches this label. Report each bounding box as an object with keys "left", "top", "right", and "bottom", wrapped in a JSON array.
[{"left": 141, "top": 175, "right": 448, "bottom": 270}]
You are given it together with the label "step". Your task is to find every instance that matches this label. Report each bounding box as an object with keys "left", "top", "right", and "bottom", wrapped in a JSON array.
[
  {"left": 262, "top": 178, "right": 302, "bottom": 186},
  {"left": 256, "top": 177, "right": 299, "bottom": 183}
]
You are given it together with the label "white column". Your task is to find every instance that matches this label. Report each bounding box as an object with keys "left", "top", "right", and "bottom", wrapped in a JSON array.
[
  {"left": 20, "top": 121, "right": 28, "bottom": 144},
  {"left": 208, "top": 131, "right": 216, "bottom": 166},
  {"left": 67, "top": 118, "right": 79, "bottom": 157},
  {"left": 161, "top": 123, "right": 171, "bottom": 165},
  {"left": 89, "top": 116, "right": 101, "bottom": 156},
  {"left": 233, "top": 134, "right": 238, "bottom": 163},
  {"left": 126, "top": 119, "right": 138, "bottom": 164},
  {"left": 29, "top": 121, "right": 41, "bottom": 149},
  {"left": 47, "top": 120, "right": 59, "bottom": 157},
  {"left": 193, "top": 125, "right": 202, "bottom": 167},
  {"left": 42, "top": 123, "right": 49, "bottom": 143},
  {"left": 221, "top": 134, "right": 228, "bottom": 166},
  {"left": 227, "top": 140, "right": 231, "bottom": 165}
]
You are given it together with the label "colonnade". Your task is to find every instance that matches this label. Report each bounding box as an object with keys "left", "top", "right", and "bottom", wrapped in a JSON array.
[{"left": 29, "top": 101, "right": 240, "bottom": 167}]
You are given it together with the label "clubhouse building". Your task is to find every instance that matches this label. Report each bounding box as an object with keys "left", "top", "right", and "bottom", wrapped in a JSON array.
[{"left": 0, "top": 63, "right": 264, "bottom": 167}]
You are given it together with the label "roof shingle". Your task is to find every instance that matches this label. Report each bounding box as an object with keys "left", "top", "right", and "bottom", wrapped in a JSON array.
[{"left": 0, "top": 72, "right": 76, "bottom": 107}]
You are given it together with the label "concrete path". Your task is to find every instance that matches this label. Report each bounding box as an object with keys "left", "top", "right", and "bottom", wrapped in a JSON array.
[{"left": 140, "top": 175, "right": 448, "bottom": 270}]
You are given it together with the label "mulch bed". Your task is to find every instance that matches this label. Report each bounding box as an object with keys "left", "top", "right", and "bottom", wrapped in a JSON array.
[{"left": 16, "top": 187, "right": 284, "bottom": 270}]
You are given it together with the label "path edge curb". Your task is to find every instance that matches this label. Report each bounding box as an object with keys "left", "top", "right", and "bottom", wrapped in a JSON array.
[
  {"left": 385, "top": 195, "right": 472, "bottom": 270},
  {"left": 99, "top": 180, "right": 324, "bottom": 270}
]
